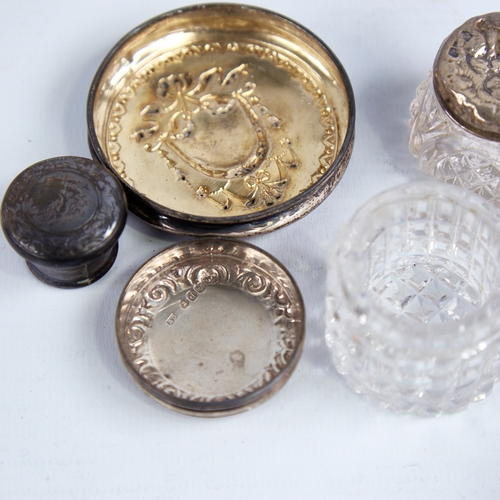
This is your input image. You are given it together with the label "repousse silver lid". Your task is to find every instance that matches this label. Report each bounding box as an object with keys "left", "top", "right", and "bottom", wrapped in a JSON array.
[
  {"left": 87, "top": 4, "right": 355, "bottom": 236},
  {"left": 116, "top": 238, "right": 305, "bottom": 417},
  {"left": 434, "top": 12, "right": 500, "bottom": 141}
]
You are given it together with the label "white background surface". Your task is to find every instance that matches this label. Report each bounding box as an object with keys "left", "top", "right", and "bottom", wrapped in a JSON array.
[{"left": 1, "top": 1, "right": 500, "bottom": 499}]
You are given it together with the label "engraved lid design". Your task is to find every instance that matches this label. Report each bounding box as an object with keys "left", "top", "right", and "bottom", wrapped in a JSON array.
[
  {"left": 87, "top": 4, "right": 355, "bottom": 236},
  {"left": 2, "top": 157, "right": 126, "bottom": 262},
  {"left": 434, "top": 12, "right": 500, "bottom": 141},
  {"left": 116, "top": 238, "right": 305, "bottom": 417},
  {"left": 2, "top": 156, "right": 127, "bottom": 272}
]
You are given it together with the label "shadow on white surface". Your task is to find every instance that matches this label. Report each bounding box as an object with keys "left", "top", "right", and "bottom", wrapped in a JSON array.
[{"left": 358, "top": 72, "right": 429, "bottom": 181}]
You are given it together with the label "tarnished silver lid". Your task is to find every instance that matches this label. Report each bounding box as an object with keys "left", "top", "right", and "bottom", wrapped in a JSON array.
[
  {"left": 434, "top": 12, "right": 500, "bottom": 141},
  {"left": 1, "top": 156, "right": 127, "bottom": 288},
  {"left": 116, "top": 238, "right": 305, "bottom": 417}
]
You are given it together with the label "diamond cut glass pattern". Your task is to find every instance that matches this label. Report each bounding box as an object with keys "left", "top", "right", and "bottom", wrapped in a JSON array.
[
  {"left": 409, "top": 73, "right": 500, "bottom": 210},
  {"left": 326, "top": 183, "right": 500, "bottom": 416}
]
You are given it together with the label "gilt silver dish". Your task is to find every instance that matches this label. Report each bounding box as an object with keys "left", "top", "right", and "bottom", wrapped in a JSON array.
[{"left": 87, "top": 4, "right": 355, "bottom": 236}]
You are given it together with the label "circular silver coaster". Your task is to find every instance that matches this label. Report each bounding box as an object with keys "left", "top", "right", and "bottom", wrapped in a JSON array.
[{"left": 116, "top": 238, "right": 305, "bottom": 417}]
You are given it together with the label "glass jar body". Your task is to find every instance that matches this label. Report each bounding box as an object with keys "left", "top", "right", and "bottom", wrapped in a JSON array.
[
  {"left": 326, "top": 182, "right": 500, "bottom": 416},
  {"left": 409, "top": 73, "right": 500, "bottom": 211}
]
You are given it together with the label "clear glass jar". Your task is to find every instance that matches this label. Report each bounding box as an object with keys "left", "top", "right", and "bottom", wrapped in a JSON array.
[
  {"left": 409, "top": 13, "right": 500, "bottom": 210},
  {"left": 325, "top": 182, "right": 500, "bottom": 416}
]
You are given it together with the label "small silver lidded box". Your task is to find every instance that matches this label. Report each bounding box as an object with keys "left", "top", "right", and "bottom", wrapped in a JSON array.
[
  {"left": 409, "top": 12, "right": 500, "bottom": 208},
  {"left": 1, "top": 156, "right": 127, "bottom": 288}
]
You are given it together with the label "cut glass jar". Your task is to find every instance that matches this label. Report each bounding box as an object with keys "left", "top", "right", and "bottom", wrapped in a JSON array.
[
  {"left": 326, "top": 182, "right": 500, "bottom": 416},
  {"left": 409, "top": 13, "right": 500, "bottom": 210}
]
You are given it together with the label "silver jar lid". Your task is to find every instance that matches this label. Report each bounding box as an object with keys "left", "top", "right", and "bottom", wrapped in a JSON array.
[
  {"left": 116, "top": 238, "right": 305, "bottom": 417},
  {"left": 87, "top": 4, "right": 355, "bottom": 237},
  {"left": 433, "top": 12, "right": 500, "bottom": 141}
]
